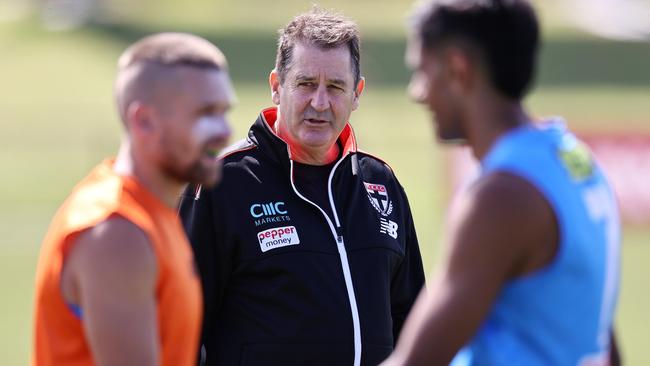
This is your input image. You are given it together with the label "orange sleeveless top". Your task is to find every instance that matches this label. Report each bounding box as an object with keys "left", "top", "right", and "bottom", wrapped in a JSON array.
[{"left": 32, "top": 160, "right": 202, "bottom": 366}]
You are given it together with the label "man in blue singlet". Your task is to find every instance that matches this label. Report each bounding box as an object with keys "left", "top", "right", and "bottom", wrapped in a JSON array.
[{"left": 382, "top": 1, "right": 621, "bottom": 365}]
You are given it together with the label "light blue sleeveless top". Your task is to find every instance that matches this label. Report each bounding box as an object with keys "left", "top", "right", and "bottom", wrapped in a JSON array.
[{"left": 451, "top": 120, "right": 620, "bottom": 366}]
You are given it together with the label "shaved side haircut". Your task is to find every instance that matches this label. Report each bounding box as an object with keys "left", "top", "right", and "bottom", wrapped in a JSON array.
[{"left": 115, "top": 32, "right": 229, "bottom": 125}]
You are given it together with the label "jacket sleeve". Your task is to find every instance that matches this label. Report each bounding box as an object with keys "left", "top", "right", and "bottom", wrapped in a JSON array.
[
  {"left": 390, "top": 183, "right": 426, "bottom": 344},
  {"left": 179, "top": 184, "right": 228, "bottom": 365}
]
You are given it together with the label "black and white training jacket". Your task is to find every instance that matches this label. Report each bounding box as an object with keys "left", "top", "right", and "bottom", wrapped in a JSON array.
[{"left": 179, "top": 107, "right": 425, "bottom": 366}]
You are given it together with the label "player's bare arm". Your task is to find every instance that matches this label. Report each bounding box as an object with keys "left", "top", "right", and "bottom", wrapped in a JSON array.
[
  {"left": 61, "top": 216, "right": 159, "bottom": 366},
  {"left": 383, "top": 171, "right": 558, "bottom": 366}
]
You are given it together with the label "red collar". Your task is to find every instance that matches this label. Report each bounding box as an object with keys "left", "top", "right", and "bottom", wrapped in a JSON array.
[{"left": 260, "top": 107, "right": 358, "bottom": 159}]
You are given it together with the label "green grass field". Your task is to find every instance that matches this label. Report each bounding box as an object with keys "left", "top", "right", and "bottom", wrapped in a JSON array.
[{"left": 1, "top": 2, "right": 649, "bottom": 364}]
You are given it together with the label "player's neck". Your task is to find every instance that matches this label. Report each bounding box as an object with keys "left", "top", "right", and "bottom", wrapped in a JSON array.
[
  {"left": 466, "top": 96, "right": 529, "bottom": 160},
  {"left": 113, "top": 139, "right": 184, "bottom": 209}
]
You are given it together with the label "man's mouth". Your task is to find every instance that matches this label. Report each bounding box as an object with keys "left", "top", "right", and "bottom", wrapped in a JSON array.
[
  {"left": 304, "top": 118, "right": 329, "bottom": 125},
  {"left": 204, "top": 140, "right": 227, "bottom": 158},
  {"left": 205, "top": 148, "right": 221, "bottom": 158}
]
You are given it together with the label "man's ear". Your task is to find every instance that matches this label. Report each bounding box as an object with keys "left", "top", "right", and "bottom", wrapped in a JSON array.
[
  {"left": 352, "top": 77, "right": 365, "bottom": 111},
  {"left": 126, "top": 102, "right": 155, "bottom": 137},
  {"left": 446, "top": 48, "right": 473, "bottom": 96},
  {"left": 269, "top": 69, "right": 281, "bottom": 105}
]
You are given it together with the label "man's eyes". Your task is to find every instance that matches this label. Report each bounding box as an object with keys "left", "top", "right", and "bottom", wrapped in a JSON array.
[{"left": 297, "top": 82, "right": 344, "bottom": 91}]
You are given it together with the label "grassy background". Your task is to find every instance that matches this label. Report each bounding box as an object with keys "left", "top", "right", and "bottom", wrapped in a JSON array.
[{"left": 1, "top": 1, "right": 648, "bottom": 364}]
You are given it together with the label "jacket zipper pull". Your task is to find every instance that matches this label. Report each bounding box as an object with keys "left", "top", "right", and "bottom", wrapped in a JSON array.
[{"left": 336, "top": 227, "right": 344, "bottom": 244}]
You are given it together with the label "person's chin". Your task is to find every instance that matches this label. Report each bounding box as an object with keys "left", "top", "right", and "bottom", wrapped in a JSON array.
[
  {"left": 436, "top": 131, "right": 467, "bottom": 145},
  {"left": 177, "top": 159, "right": 221, "bottom": 187},
  {"left": 199, "top": 161, "right": 223, "bottom": 187},
  {"left": 299, "top": 132, "right": 335, "bottom": 149},
  {"left": 188, "top": 165, "right": 219, "bottom": 187},
  {"left": 435, "top": 125, "right": 466, "bottom": 145},
  {"left": 200, "top": 170, "right": 221, "bottom": 188},
  {"left": 437, "top": 136, "right": 466, "bottom": 145}
]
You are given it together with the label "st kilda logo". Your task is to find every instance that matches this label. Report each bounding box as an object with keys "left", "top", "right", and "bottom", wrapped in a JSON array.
[{"left": 363, "top": 182, "right": 393, "bottom": 217}]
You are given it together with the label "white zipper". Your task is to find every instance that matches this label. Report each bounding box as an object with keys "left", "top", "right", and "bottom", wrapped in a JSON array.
[{"left": 288, "top": 157, "right": 362, "bottom": 366}]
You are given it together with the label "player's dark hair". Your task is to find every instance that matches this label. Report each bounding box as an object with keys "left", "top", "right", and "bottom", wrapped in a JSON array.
[
  {"left": 411, "top": 0, "right": 539, "bottom": 100},
  {"left": 275, "top": 8, "right": 361, "bottom": 86}
]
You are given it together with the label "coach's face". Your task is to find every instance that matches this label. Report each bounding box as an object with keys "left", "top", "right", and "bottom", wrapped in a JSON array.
[
  {"left": 407, "top": 38, "right": 465, "bottom": 142},
  {"left": 154, "top": 66, "right": 234, "bottom": 187},
  {"left": 270, "top": 42, "right": 364, "bottom": 156}
]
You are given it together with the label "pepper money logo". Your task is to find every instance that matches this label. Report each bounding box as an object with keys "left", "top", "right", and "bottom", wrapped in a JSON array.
[
  {"left": 363, "top": 182, "right": 393, "bottom": 217},
  {"left": 250, "top": 201, "right": 291, "bottom": 227},
  {"left": 257, "top": 226, "right": 300, "bottom": 253}
]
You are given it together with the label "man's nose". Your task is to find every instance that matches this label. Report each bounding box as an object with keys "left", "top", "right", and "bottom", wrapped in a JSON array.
[
  {"left": 408, "top": 74, "right": 428, "bottom": 104},
  {"left": 217, "top": 117, "right": 232, "bottom": 139},
  {"left": 310, "top": 84, "right": 330, "bottom": 112},
  {"left": 208, "top": 116, "right": 232, "bottom": 140}
]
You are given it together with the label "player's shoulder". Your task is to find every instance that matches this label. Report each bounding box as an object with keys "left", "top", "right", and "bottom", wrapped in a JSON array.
[
  {"left": 467, "top": 171, "right": 554, "bottom": 224},
  {"left": 69, "top": 216, "right": 156, "bottom": 277},
  {"left": 456, "top": 172, "right": 558, "bottom": 277},
  {"left": 80, "top": 216, "right": 150, "bottom": 252}
]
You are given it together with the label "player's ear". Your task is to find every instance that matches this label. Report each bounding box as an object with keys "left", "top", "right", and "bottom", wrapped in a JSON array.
[
  {"left": 352, "top": 77, "right": 365, "bottom": 111},
  {"left": 269, "top": 69, "right": 281, "bottom": 105},
  {"left": 126, "top": 102, "right": 155, "bottom": 137},
  {"left": 447, "top": 48, "right": 473, "bottom": 95}
]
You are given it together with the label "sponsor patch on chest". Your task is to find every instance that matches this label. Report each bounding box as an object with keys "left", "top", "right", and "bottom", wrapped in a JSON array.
[
  {"left": 249, "top": 201, "right": 292, "bottom": 227},
  {"left": 257, "top": 226, "right": 301, "bottom": 252}
]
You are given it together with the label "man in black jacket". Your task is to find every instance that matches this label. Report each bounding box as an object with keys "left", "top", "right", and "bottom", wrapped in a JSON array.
[{"left": 180, "top": 9, "right": 425, "bottom": 366}]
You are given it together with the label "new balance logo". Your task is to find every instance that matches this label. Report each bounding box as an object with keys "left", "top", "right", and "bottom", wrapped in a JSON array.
[{"left": 379, "top": 218, "right": 398, "bottom": 239}]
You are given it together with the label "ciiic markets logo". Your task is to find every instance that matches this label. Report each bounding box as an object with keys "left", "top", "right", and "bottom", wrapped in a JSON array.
[
  {"left": 257, "top": 226, "right": 300, "bottom": 253},
  {"left": 250, "top": 201, "right": 291, "bottom": 227},
  {"left": 363, "top": 182, "right": 393, "bottom": 216}
]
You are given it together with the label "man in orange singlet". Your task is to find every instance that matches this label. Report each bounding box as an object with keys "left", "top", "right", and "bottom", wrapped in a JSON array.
[{"left": 32, "top": 32, "right": 234, "bottom": 366}]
